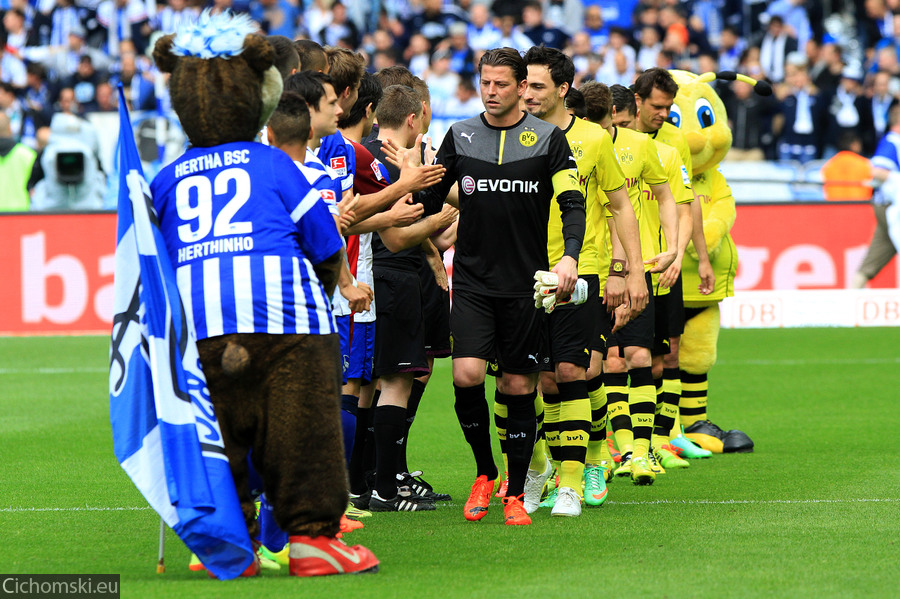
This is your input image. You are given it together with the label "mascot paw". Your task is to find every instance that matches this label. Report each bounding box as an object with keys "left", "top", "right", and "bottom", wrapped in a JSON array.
[{"left": 222, "top": 340, "right": 250, "bottom": 377}]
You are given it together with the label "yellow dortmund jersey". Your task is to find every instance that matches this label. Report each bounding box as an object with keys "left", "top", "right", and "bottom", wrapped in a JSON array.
[
  {"left": 682, "top": 166, "right": 737, "bottom": 305},
  {"left": 646, "top": 141, "right": 693, "bottom": 296},
  {"left": 607, "top": 126, "right": 668, "bottom": 277},
  {"left": 547, "top": 117, "right": 626, "bottom": 275},
  {"left": 651, "top": 120, "right": 693, "bottom": 178}
]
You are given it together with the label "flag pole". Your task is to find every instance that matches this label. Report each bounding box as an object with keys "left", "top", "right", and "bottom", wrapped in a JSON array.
[{"left": 157, "top": 518, "right": 166, "bottom": 573}]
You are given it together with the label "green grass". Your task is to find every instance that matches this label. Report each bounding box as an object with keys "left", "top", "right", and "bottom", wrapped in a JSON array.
[{"left": 1, "top": 329, "right": 899, "bottom": 598}]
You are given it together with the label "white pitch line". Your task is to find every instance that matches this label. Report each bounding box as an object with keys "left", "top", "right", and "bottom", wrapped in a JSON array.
[
  {"left": 717, "top": 357, "right": 900, "bottom": 366},
  {"left": 0, "top": 506, "right": 153, "bottom": 513},
  {"left": 0, "top": 367, "right": 108, "bottom": 375}
]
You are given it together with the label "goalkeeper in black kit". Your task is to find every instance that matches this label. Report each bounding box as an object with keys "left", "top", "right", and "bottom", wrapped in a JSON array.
[{"left": 419, "top": 48, "right": 585, "bottom": 526}]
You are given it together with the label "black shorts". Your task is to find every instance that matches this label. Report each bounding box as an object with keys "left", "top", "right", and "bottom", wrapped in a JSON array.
[
  {"left": 419, "top": 261, "right": 451, "bottom": 358},
  {"left": 653, "top": 289, "right": 671, "bottom": 356},
  {"left": 665, "top": 276, "right": 686, "bottom": 337},
  {"left": 592, "top": 287, "right": 614, "bottom": 358},
  {"left": 542, "top": 274, "right": 599, "bottom": 370},
  {"left": 608, "top": 272, "right": 655, "bottom": 351},
  {"left": 451, "top": 289, "right": 546, "bottom": 374},
  {"left": 372, "top": 266, "right": 429, "bottom": 378}
]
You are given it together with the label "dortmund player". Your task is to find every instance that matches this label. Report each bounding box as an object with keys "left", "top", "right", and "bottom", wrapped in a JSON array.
[
  {"left": 581, "top": 81, "right": 678, "bottom": 485},
  {"left": 632, "top": 68, "right": 714, "bottom": 459},
  {"left": 609, "top": 83, "right": 694, "bottom": 469},
  {"left": 522, "top": 46, "right": 647, "bottom": 514}
]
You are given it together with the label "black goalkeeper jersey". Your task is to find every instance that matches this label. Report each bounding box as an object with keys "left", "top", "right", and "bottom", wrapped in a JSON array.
[{"left": 422, "top": 112, "right": 581, "bottom": 297}]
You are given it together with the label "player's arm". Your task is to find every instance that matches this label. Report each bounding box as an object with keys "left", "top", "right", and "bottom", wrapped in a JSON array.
[
  {"left": 647, "top": 180, "right": 678, "bottom": 274},
  {"left": 421, "top": 239, "right": 449, "bottom": 291},
  {"left": 378, "top": 203, "right": 459, "bottom": 252},
  {"left": 549, "top": 129, "right": 585, "bottom": 296},
  {"left": 690, "top": 195, "right": 714, "bottom": 294},
  {"left": 605, "top": 186, "right": 648, "bottom": 316},
  {"left": 336, "top": 256, "right": 373, "bottom": 312},
  {"left": 431, "top": 217, "right": 458, "bottom": 251},
  {"left": 353, "top": 161, "right": 446, "bottom": 222},
  {"left": 658, "top": 201, "right": 693, "bottom": 288},
  {"left": 344, "top": 194, "right": 425, "bottom": 235}
]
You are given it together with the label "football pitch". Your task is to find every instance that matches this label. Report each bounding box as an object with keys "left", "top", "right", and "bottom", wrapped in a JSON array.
[{"left": 1, "top": 328, "right": 898, "bottom": 598}]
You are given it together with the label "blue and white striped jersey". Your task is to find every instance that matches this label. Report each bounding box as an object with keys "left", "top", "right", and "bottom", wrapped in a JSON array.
[
  {"left": 301, "top": 149, "right": 341, "bottom": 216},
  {"left": 316, "top": 132, "right": 356, "bottom": 193},
  {"left": 150, "top": 141, "right": 343, "bottom": 340}
]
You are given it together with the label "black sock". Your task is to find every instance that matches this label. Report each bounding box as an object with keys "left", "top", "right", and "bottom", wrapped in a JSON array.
[
  {"left": 373, "top": 404, "right": 407, "bottom": 499},
  {"left": 454, "top": 383, "right": 498, "bottom": 480},
  {"left": 363, "top": 390, "right": 380, "bottom": 480},
  {"left": 348, "top": 406, "right": 371, "bottom": 495},
  {"left": 503, "top": 390, "right": 537, "bottom": 498},
  {"left": 398, "top": 379, "right": 426, "bottom": 474}
]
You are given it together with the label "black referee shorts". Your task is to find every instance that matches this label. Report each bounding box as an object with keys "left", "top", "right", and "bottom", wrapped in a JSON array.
[{"left": 451, "top": 289, "right": 546, "bottom": 374}]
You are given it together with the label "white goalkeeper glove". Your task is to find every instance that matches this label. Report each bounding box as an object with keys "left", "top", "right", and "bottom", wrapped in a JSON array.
[{"left": 533, "top": 270, "right": 589, "bottom": 314}]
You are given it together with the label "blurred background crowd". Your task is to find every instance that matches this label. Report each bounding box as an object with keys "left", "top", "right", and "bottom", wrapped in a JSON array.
[{"left": 1, "top": 0, "right": 897, "bottom": 210}]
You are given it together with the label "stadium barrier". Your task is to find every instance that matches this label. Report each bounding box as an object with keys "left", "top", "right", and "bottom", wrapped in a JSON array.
[{"left": 1, "top": 203, "right": 897, "bottom": 335}]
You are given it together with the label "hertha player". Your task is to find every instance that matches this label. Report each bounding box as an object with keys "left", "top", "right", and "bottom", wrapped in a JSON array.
[
  {"left": 420, "top": 47, "right": 586, "bottom": 526},
  {"left": 520, "top": 46, "right": 646, "bottom": 516}
]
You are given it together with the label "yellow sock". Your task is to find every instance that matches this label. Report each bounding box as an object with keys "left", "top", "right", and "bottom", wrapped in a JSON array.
[
  {"left": 543, "top": 393, "right": 561, "bottom": 462},
  {"left": 628, "top": 367, "right": 655, "bottom": 460},
  {"left": 556, "top": 381, "right": 590, "bottom": 491},
  {"left": 585, "top": 379, "right": 607, "bottom": 465},
  {"left": 605, "top": 372, "right": 632, "bottom": 455}
]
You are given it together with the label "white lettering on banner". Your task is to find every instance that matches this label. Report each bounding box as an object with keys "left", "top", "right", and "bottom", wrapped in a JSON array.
[
  {"left": 21, "top": 232, "right": 88, "bottom": 324},
  {"left": 857, "top": 297, "right": 900, "bottom": 326},
  {"left": 772, "top": 245, "right": 836, "bottom": 289},
  {"left": 733, "top": 246, "right": 769, "bottom": 289}
]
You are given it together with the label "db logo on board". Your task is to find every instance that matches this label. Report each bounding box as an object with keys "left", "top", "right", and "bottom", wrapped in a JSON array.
[{"left": 856, "top": 297, "right": 900, "bottom": 326}]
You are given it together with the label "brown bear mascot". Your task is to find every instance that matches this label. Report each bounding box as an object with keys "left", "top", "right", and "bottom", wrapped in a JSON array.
[{"left": 150, "top": 11, "right": 378, "bottom": 577}]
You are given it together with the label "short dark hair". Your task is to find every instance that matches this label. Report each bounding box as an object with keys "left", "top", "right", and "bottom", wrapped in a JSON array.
[
  {"left": 325, "top": 46, "right": 365, "bottom": 95},
  {"left": 609, "top": 83, "right": 636, "bottom": 116},
  {"left": 523, "top": 45, "right": 575, "bottom": 88},
  {"left": 375, "top": 65, "right": 417, "bottom": 89},
  {"left": 375, "top": 85, "right": 422, "bottom": 129},
  {"left": 294, "top": 39, "right": 327, "bottom": 72},
  {"left": 581, "top": 81, "right": 614, "bottom": 123},
  {"left": 633, "top": 67, "right": 679, "bottom": 100},
  {"left": 565, "top": 87, "right": 585, "bottom": 118},
  {"left": 411, "top": 76, "right": 430, "bottom": 104},
  {"left": 478, "top": 47, "right": 526, "bottom": 82},
  {"left": 267, "top": 35, "right": 299, "bottom": 81},
  {"left": 284, "top": 71, "right": 332, "bottom": 110},
  {"left": 268, "top": 91, "right": 311, "bottom": 146},
  {"left": 339, "top": 71, "right": 383, "bottom": 129}
]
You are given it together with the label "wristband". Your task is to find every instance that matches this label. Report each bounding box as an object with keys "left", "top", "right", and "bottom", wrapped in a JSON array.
[{"left": 609, "top": 259, "right": 627, "bottom": 278}]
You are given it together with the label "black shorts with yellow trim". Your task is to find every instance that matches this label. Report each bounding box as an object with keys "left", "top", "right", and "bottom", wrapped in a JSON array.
[
  {"left": 451, "top": 289, "right": 546, "bottom": 375},
  {"left": 608, "top": 271, "right": 655, "bottom": 351},
  {"left": 540, "top": 274, "right": 599, "bottom": 370}
]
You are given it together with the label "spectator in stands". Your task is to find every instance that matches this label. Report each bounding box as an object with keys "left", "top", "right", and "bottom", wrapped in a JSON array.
[
  {"left": 436, "top": 21, "right": 476, "bottom": 81},
  {"left": 870, "top": 70, "right": 897, "bottom": 140},
  {"left": 774, "top": 53, "right": 826, "bottom": 163},
  {"left": 42, "top": 0, "right": 81, "bottom": 48},
  {"left": 95, "top": 0, "right": 150, "bottom": 57},
  {"left": 723, "top": 77, "right": 778, "bottom": 161},
  {"left": 873, "top": 44, "right": 900, "bottom": 79},
  {"left": 20, "top": 23, "right": 111, "bottom": 83},
  {"left": 251, "top": 0, "right": 299, "bottom": 38},
  {"left": 541, "top": 0, "right": 585, "bottom": 37},
  {"left": 0, "top": 112, "right": 36, "bottom": 211},
  {"left": 582, "top": 5, "right": 608, "bottom": 51},
  {"left": 404, "top": 33, "right": 431, "bottom": 78},
  {"left": 592, "top": 0, "right": 638, "bottom": 33},
  {"left": 824, "top": 66, "right": 875, "bottom": 157},
  {"left": 809, "top": 41, "right": 844, "bottom": 94},
  {"left": 423, "top": 48, "right": 459, "bottom": 111},
  {"left": 601, "top": 27, "right": 635, "bottom": 83},
  {"left": 860, "top": 0, "right": 891, "bottom": 51},
  {"left": 402, "top": 0, "right": 467, "bottom": 51},
  {"left": 717, "top": 25, "right": 745, "bottom": 72},
  {"left": 494, "top": 12, "right": 534, "bottom": 53},
  {"left": 636, "top": 24, "right": 661, "bottom": 71},
  {"left": 108, "top": 51, "right": 154, "bottom": 111},
  {"left": 521, "top": 1, "right": 568, "bottom": 50},
  {"left": 0, "top": 33, "right": 27, "bottom": 89},
  {"left": 318, "top": 1, "right": 359, "bottom": 49},
  {"left": 0, "top": 81, "right": 25, "bottom": 137},
  {"left": 442, "top": 76, "right": 482, "bottom": 119},
  {"left": 820, "top": 131, "right": 873, "bottom": 202},
  {"left": 690, "top": 0, "right": 726, "bottom": 48},
  {"left": 23, "top": 62, "right": 51, "bottom": 119},
  {"left": 2, "top": 8, "right": 32, "bottom": 51},
  {"left": 152, "top": 0, "right": 200, "bottom": 35},
  {"left": 63, "top": 54, "right": 104, "bottom": 113},
  {"left": 466, "top": 2, "right": 501, "bottom": 51},
  {"left": 54, "top": 86, "right": 78, "bottom": 115},
  {"left": 763, "top": 0, "right": 812, "bottom": 50},
  {"left": 759, "top": 15, "right": 798, "bottom": 83},
  {"left": 89, "top": 80, "right": 117, "bottom": 113}
]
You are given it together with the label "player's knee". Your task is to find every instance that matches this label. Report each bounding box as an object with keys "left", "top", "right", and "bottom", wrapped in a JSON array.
[
  {"left": 554, "top": 362, "right": 584, "bottom": 383},
  {"left": 625, "top": 346, "right": 651, "bottom": 369}
]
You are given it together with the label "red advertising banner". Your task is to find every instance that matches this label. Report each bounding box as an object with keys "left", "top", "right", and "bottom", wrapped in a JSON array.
[
  {"left": 1, "top": 213, "right": 117, "bottom": 335},
  {"left": 732, "top": 203, "right": 898, "bottom": 291},
  {"left": 1, "top": 204, "right": 897, "bottom": 335}
]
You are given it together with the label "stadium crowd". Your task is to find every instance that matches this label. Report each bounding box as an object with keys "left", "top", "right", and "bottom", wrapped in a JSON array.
[{"left": 2, "top": 0, "right": 900, "bottom": 210}]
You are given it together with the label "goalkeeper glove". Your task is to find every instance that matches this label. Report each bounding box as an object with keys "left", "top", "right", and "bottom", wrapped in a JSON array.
[{"left": 533, "top": 270, "right": 589, "bottom": 314}]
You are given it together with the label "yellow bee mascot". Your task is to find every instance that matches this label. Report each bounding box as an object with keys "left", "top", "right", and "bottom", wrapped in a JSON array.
[{"left": 668, "top": 70, "right": 770, "bottom": 453}]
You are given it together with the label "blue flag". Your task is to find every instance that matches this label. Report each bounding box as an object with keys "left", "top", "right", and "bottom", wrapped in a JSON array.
[{"left": 108, "top": 86, "right": 254, "bottom": 580}]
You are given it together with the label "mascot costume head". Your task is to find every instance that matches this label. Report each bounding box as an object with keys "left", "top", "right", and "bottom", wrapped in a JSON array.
[{"left": 666, "top": 70, "right": 768, "bottom": 453}]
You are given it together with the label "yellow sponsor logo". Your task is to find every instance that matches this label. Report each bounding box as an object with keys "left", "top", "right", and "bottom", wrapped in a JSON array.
[{"left": 520, "top": 130, "right": 538, "bottom": 146}]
